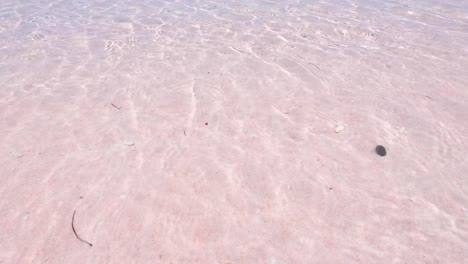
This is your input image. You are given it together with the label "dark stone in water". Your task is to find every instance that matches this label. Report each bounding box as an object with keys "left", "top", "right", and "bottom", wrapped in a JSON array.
[{"left": 376, "top": 145, "right": 387, "bottom": 156}]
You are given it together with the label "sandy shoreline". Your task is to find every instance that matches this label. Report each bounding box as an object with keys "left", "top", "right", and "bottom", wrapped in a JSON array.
[{"left": 1, "top": 0, "right": 467, "bottom": 263}]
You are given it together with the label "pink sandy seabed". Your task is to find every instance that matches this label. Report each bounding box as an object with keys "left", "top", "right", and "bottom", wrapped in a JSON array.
[{"left": 1, "top": 0, "right": 467, "bottom": 263}]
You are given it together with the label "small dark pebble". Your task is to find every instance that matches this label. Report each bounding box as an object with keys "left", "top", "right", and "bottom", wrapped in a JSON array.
[
  {"left": 375, "top": 145, "right": 387, "bottom": 157},
  {"left": 79, "top": 196, "right": 83, "bottom": 199}
]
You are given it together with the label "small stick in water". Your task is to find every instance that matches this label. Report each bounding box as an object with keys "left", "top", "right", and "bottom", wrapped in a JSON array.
[
  {"left": 72, "top": 210, "right": 93, "bottom": 247},
  {"left": 111, "top": 103, "right": 121, "bottom": 109}
]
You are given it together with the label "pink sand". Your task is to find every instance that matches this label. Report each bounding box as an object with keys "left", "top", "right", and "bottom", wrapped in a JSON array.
[{"left": 1, "top": 0, "right": 467, "bottom": 263}]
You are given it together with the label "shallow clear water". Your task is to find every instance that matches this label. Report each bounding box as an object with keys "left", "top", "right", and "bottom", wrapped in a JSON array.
[{"left": 1, "top": 1, "right": 467, "bottom": 263}]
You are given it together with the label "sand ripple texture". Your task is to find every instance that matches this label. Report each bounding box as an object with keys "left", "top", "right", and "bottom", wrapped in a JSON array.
[{"left": 0, "top": 0, "right": 467, "bottom": 263}]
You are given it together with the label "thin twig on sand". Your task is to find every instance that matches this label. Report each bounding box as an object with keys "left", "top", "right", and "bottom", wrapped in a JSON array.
[
  {"left": 111, "top": 103, "right": 121, "bottom": 109},
  {"left": 72, "top": 210, "right": 93, "bottom": 247}
]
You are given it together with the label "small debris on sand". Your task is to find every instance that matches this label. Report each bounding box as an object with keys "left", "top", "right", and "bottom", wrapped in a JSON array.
[
  {"left": 335, "top": 125, "right": 345, "bottom": 133},
  {"left": 71, "top": 210, "right": 93, "bottom": 247},
  {"left": 111, "top": 102, "right": 121, "bottom": 109},
  {"left": 123, "top": 141, "right": 135, "bottom": 146},
  {"left": 23, "top": 212, "right": 30, "bottom": 221},
  {"left": 376, "top": 145, "right": 387, "bottom": 156}
]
